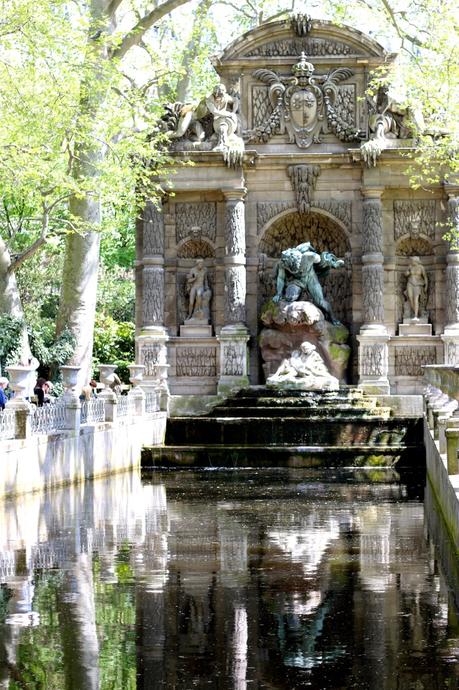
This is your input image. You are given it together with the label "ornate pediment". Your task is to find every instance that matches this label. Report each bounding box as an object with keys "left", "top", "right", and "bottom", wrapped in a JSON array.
[{"left": 244, "top": 53, "right": 364, "bottom": 148}]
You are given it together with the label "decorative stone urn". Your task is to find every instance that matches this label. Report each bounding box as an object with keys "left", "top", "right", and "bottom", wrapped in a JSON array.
[
  {"left": 60, "top": 365, "right": 81, "bottom": 401},
  {"left": 6, "top": 365, "right": 35, "bottom": 408},
  {"left": 98, "top": 364, "right": 118, "bottom": 388},
  {"left": 128, "top": 364, "right": 145, "bottom": 388}
]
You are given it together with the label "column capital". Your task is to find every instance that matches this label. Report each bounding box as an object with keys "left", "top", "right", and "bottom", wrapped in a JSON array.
[
  {"left": 361, "top": 187, "right": 384, "bottom": 200},
  {"left": 222, "top": 187, "right": 247, "bottom": 202}
]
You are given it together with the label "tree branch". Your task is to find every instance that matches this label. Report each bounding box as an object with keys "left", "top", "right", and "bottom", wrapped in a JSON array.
[{"left": 112, "top": 0, "right": 193, "bottom": 61}]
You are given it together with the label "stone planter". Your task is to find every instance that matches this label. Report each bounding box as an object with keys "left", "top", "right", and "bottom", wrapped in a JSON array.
[
  {"left": 98, "top": 364, "right": 118, "bottom": 388},
  {"left": 6, "top": 365, "right": 35, "bottom": 408},
  {"left": 60, "top": 366, "right": 81, "bottom": 398},
  {"left": 128, "top": 365, "right": 145, "bottom": 387}
]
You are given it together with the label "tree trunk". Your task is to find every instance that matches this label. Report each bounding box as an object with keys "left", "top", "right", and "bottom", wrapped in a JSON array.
[
  {"left": 56, "top": 0, "right": 112, "bottom": 390},
  {"left": 0, "top": 236, "right": 32, "bottom": 366}
]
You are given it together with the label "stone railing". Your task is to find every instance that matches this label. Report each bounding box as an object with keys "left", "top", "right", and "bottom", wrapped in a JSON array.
[
  {"left": 423, "top": 365, "right": 459, "bottom": 474},
  {"left": 81, "top": 398, "right": 105, "bottom": 425},
  {"left": 2, "top": 362, "right": 164, "bottom": 441},
  {"left": 31, "top": 402, "right": 67, "bottom": 435},
  {"left": 0, "top": 408, "right": 16, "bottom": 441}
]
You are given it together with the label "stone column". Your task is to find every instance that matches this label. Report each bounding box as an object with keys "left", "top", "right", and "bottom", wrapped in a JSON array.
[
  {"left": 442, "top": 190, "right": 459, "bottom": 365},
  {"left": 218, "top": 189, "right": 250, "bottom": 394},
  {"left": 137, "top": 199, "right": 170, "bottom": 403},
  {"left": 357, "top": 188, "right": 390, "bottom": 393}
]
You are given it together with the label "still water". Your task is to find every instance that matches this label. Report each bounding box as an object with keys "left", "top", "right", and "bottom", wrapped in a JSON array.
[{"left": 0, "top": 468, "right": 458, "bottom": 690}]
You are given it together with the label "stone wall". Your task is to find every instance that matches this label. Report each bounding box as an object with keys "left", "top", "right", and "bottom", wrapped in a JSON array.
[{"left": 0, "top": 413, "right": 166, "bottom": 499}]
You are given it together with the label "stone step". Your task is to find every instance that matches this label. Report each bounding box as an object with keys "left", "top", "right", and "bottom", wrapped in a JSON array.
[
  {"left": 165, "top": 416, "right": 422, "bottom": 448},
  {"left": 142, "top": 444, "right": 424, "bottom": 469},
  {"left": 209, "top": 405, "right": 392, "bottom": 419}
]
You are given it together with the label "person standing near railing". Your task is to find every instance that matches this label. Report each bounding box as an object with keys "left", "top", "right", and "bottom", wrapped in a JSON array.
[{"left": 0, "top": 377, "right": 9, "bottom": 410}]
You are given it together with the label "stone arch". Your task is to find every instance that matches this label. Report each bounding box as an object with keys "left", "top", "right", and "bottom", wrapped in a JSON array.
[
  {"left": 257, "top": 210, "right": 352, "bottom": 326},
  {"left": 395, "top": 237, "right": 435, "bottom": 324},
  {"left": 177, "top": 238, "right": 215, "bottom": 259}
]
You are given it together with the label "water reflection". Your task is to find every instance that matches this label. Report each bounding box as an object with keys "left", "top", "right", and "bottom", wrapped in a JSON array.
[{"left": 0, "top": 468, "right": 457, "bottom": 689}]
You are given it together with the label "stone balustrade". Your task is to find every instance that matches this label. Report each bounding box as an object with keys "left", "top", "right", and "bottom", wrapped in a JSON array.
[
  {"left": 423, "top": 365, "right": 459, "bottom": 474},
  {"left": 0, "top": 362, "right": 162, "bottom": 442}
]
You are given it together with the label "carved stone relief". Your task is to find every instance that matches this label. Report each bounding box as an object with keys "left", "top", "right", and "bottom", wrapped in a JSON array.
[
  {"left": 394, "top": 346, "right": 437, "bottom": 376},
  {"left": 225, "top": 266, "right": 246, "bottom": 324},
  {"left": 245, "top": 38, "right": 362, "bottom": 58},
  {"left": 142, "top": 267, "right": 164, "bottom": 325},
  {"left": 259, "top": 212, "right": 350, "bottom": 257},
  {"left": 225, "top": 200, "right": 245, "bottom": 255},
  {"left": 245, "top": 55, "right": 362, "bottom": 147},
  {"left": 446, "top": 264, "right": 459, "bottom": 325},
  {"left": 177, "top": 239, "right": 215, "bottom": 259},
  {"left": 394, "top": 200, "right": 436, "bottom": 240},
  {"left": 334, "top": 85, "right": 356, "bottom": 128},
  {"left": 361, "top": 344, "right": 386, "bottom": 377},
  {"left": 252, "top": 86, "right": 273, "bottom": 128},
  {"left": 176, "top": 347, "right": 217, "bottom": 377},
  {"left": 222, "top": 342, "right": 245, "bottom": 376},
  {"left": 362, "top": 199, "right": 383, "bottom": 254},
  {"left": 362, "top": 265, "right": 384, "bottom": 323},
  {"left": 143, "top": 201, "right": 164, "bottom": 256},
  {"left": 448, "top": 196, "right": 459, "bottom": 235},
  {"left": 288, "top": 165, "right": 321, "bottom": 213},
  {"left": 175, "top": 202, "right": 217, "bottom": 244},
  {"left": 257, "top": 200, "right": 352, "bottom": 235},
  {"left": 396, "top": 237, "right": 432, "bottom": 256},
  {"left": 290, "top": 13, "right": 312, "bottom": 36},
  {"left": 141, "top": 344, "right": 164, "bottom": 376},
  {"left": 446, "top": 341, "right": 459, "bottom": 367}
]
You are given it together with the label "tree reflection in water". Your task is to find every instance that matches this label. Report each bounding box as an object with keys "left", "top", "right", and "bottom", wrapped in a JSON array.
[{"left": 0, "top": 468, "right": 457, "bottom": 690}]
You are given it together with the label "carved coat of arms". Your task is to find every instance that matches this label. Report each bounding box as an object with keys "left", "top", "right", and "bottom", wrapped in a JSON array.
[{"left": 245, "top": 52, "right": 363, "bottom": 148}]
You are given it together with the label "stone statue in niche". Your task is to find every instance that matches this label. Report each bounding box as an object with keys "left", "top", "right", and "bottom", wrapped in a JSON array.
[
  {"left": 404, "top": 256, "right": 428, "bottom": 320},
  {"left": 361, "top": 85, "right": 424, "bottom": 167},
  {"left": 162, "top": 83, "right": 244, "bottom": 166},
  {"left": 267, "top": 341, "right": 339, "bottom": 391},
  {"left": 272, "top": 242, "right": 344, "bottom": 324},
  {"left": 185, "top": 259, "right": 212, "bottom": 323}
]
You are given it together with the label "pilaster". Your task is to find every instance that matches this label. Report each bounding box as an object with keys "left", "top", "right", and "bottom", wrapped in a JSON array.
[
  {"left": 442, "top": 189, "right": 459, "bottom": 364},
  {"left": 218, "top": 188, "right": 250, "bottom": 393},
  {"left": 358, "top": 187, "right": 390, "bottom": 393}
]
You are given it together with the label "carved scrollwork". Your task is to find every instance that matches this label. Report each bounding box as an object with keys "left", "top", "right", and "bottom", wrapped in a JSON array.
[
  {"left": 141, "top": 344, "right": 165, "bottom": 376},
  {"left": 224, "top": 266, "right": 246, "bottom": 324},
  {"left": 257, "top": 200, "right": 352, "bottom": 235},
  {"left": 394, "top": 200, "right": 436, "bottom": 240},
  {"left": 175, "top": 202, "right": 217, "bottom": 244},
  {"left": 394, "top": 347, "right": 436, "bottom": 376},
  {"left": 225, "top": 200, "right": 245, "bottom": 255}
]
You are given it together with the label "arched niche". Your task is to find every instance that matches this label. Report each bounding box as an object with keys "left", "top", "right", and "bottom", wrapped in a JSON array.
[
  {"left": 258, "top": 210, "right": 352, "bottom": 326},
  {"left": 176, "top": 239, "right": 216, "bottom": 327},
  {"left": 395, "top": 236, "right": 435, "bottom": 325}
]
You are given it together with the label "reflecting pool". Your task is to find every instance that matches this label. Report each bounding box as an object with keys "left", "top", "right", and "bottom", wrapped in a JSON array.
[{"left": 0, "top": 468, "right": 458, "bottom": 689}]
